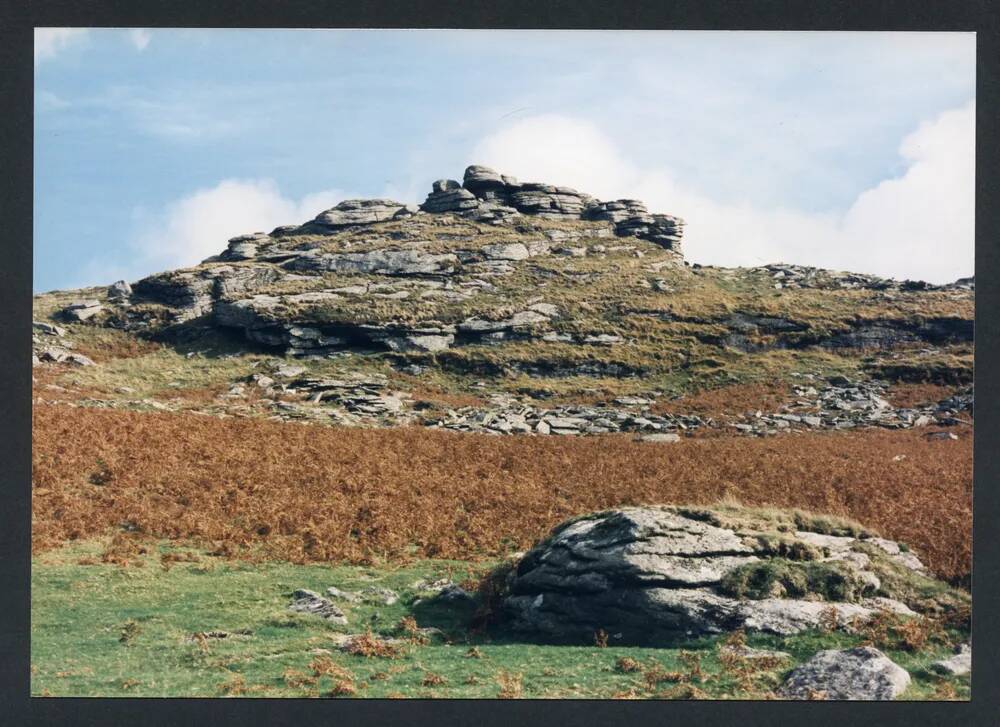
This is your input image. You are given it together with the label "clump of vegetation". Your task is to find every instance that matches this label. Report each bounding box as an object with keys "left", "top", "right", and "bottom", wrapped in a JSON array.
[
  {"left": 614, "top": 656, "right": 641, "bottom": 673},
  {"left": 422, "top": 672, "right": 446, "bottom": 687},
  {"left": 343, "top": 629, "right": 406, "bottom": 659},
  {"left": 679, "top": 504, "right": 873, "bottom": 540},
  {"left": 642, "top": 662, "right": 684, "bottom": 688},
  {"left": 852, "top": 542, "right": 972, "bottom": 614},
  {"left": 216, "top": 672, "right": 249, "bottom": 696},
  {"left": 118, "top": 619, "right": 142, "bottom": 645},
  {"left": 594, "top": 629, "right": 609, "bottom": 648},
  {"left": 495, "top": 670, "right": 523, "bottom": 699},
  {"left": 719, "top": 559, "right": 873, "bottom": 602},
  {"left": 848, "top": 608, "right": 951, "bottom": 653}
]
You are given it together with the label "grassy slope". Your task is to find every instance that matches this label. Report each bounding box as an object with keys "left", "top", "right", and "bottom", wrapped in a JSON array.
[
  {"left": 32, "top": 217, "right": 974, "bottom": 405},
  {"left": 31, "top": 541, "right": 969, "bottom": 700}
]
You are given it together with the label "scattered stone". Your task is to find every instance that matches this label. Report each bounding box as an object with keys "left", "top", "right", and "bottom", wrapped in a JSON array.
[
  {"left": 434, "top": 584, "right": 475, "bottom": 603},
  {"left": 931, "top": 643, "right": 971, "bottom": 676},
  {"left": 777, "top": 647, "right": 911, "bottom": 700},
  {"left": 360, "top": 586, "right": 399, "bottom": 606},
  {"left": 33, "top": 320, "right": 67, "bottom": 337},
  {"left": 288, "top": 589, "right": 348, "bottom": 624},
  {"left": 925, "top": 431, "right": 959, "bottom": 441},
  {"left": 37, "top": 347, "right": 95, "bottom": 366},
  {"left": 62, "top": 300, "right": 103, "bottom": 322},
  {"left": 481, "top": 243, "right": 530, "bottom": 261},
  {"left": 326, "top": 586, "right": 363, "bottom": 604},
  {"left": 638, "top": 432, "right": 680, "bottom": 443}
]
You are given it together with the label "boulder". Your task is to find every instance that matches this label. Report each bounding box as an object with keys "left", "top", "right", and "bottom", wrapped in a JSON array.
[
  {"left": 434, "top": 583, "right": 475, "bottom": 603},
  {"left": 481, "top": 243, "right": 531, "bottom": 261},
  {"left": 931, "top": 643, "right": 971, "bottom": 676},
  {"left": 107, "top": 280, "right": 133, "bottom": 300},
  {"left": 360, "top": 324, "right": 457, "bottom": 353},
  {"left": 501, "top": 506, "right": 962, "bottom": 644},
  {"left": 286, "top": 249, "right": 459, "bottom": 277},
  {"left": 311, "top": 199, "right": 415, "bottom": 228},
  {"left": 777, "top": 647, "right": 911, "bottom": 700},
  {"left": 508, "top": 183, "right": 596, "bottom": 219},
  {"left": 638, "top": 432, "right": 680, "bottom": 443},
  {"left": 463, "top": 165, "right": 507, "bottom": 195},
  {"left": 62, "top": 300, "right": 103, "bottom": 322},
  {"left": 38, "top": 347, "right": 95, "bottom": 366},
  {"left": 360, "top": 586, "right": 399, "bottom": 606},
  {"left": 288, "top": 589, "right": 348, "bottom": 624},
  {"left": 220, "top": 232, "right": 269, "bottom": 261},
  {"left": 421, "top": 187, "right": 480, "bottom": 214},
  {"left": 326, "top": 586, "right": 363, "bottom": 604},
  {"left": 432, "top": 179, "right": 462, "bottom": 193},
  {"left": 33, "top": 320, "right": 67, "bottom": 337}
]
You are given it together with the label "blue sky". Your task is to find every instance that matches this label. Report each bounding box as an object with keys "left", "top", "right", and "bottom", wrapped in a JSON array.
[{"left": 34, "top": 29, "right": 975, "bottom": 290}]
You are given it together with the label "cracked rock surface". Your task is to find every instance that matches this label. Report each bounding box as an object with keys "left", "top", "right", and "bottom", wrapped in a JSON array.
[
  {"left": 777, "top": 646, "right": 911, "bottom": 700},
  {"left": 502, "top": 506, "right": 960, "bottom": 644}
]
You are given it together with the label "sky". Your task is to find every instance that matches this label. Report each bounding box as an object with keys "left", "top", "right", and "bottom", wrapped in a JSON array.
[{"left": 34, "top": 29, "right": 976, "bottom": 291}]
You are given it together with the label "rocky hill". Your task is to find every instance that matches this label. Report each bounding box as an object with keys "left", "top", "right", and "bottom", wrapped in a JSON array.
[{"left": 33, "top": 164, "right": 973, "bottom": 438}]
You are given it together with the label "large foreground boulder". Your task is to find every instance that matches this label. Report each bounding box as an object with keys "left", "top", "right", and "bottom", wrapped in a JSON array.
[
  {"left": 502, "top": 506, "right": 965, "bottom": 644},
  {"left": 777, "top": 647, "right": 911, "bottom": 700}
]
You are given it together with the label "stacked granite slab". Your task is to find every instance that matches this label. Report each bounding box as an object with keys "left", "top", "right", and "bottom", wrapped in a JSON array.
[{"left": 418, "top": 165, "right": 684, "bottom": 253}]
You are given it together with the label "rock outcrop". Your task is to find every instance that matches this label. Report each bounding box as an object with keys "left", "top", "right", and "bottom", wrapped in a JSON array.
[
  {"left": 777, "top": 647, "right": 911, "bottom": 700},
  {"left": 285, "top": 248, "right": 459, "bottom": 277},
  {"left": 308, "top": 199, "right": 418, "bottom": 229},
  {"left": 501, "top": 506, "right": 965, "bottom": 644},
  {"left": 415, "top": 165, "right": 685, "bottom": 254},
  {"left": 65, "top": 162, "right": 968, "bottom": 416},
  {"left": 287, "top": 589, "right": 348, "bottom": 624},
  {"left": 61, "top": 300, "right": 103, "bottom": 322}
]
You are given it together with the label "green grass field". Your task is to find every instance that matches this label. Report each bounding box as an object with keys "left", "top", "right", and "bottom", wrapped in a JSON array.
[{"left": 30, "top": 540, "right": 970, "bottom": 699}]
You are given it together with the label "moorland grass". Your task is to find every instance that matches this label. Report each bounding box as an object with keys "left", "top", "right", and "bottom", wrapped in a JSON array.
[{"left": 31, "top": 541, "right": 970, "bottom": 699}]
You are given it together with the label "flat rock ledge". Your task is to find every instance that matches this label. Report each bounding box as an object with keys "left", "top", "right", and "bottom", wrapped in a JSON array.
[
  {"left": 501, "top": 506, "right": 952, "bottom": 644},
  {"left": 777, "top": 647, "right": 911, "bottom": 700}
]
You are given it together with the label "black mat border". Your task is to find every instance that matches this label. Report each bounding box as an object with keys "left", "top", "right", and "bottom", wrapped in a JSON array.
[{"left": 1, "top": 2, "right": 997, "bottom": 725}]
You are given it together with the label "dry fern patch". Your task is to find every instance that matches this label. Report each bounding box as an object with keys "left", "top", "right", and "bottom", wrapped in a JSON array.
[{"left": 32, "top": 403, "right": 971, "bottom": 584}]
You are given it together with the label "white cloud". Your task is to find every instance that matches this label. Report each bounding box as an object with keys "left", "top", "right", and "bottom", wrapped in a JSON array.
[
  {"left": 128, "top": 28, "right": 152, "bottom": 51},
  {"left": 472, "top": 104, "right": 975, "bottom": 283},
  {"left": 133, "top": 179, "right": 346, "bottom": 275},
  {"left": 34, "top": 28, "right": 88, "bottom": 62}
]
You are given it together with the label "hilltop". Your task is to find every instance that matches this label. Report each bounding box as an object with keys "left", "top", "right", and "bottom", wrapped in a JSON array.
[{"left": 33, "top": 164, "right": 972, "bottom": 437}]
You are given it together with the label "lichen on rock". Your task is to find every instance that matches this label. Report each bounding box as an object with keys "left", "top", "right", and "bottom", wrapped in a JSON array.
[{"left": 499, "top": 505, "right": 968, "bottom": 644}]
